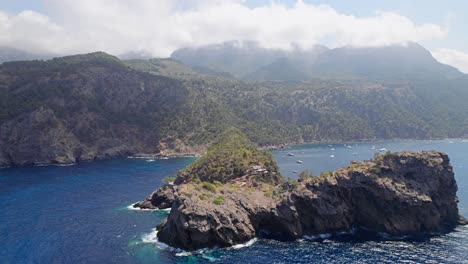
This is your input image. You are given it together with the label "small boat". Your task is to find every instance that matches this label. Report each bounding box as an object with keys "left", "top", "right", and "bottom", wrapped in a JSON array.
[
  {"left": 331, "top": 148, "right": 335, "bottom": 151},
  {"left": 330, "top": 155, "right": 335, "bottom": 158},
  {"left": 293, "top": 170, "right": 298, "bottom": 173},
  {"left": 146, "top": 159, "right": 155, "bottom": 162},
  {"left": 347, "top": 145, "right": 352, "bottom": 149},
  {"left": 328, "top": 145, "right": 333, "bottom": 147},
  {"left": 371, "top": 146, "right": 376, "bottom": 150},
  {"left": 296, "top": 160, "right": 303, "bottom": 164},
  {"left": 379, "top": 148, "right": 387, "bottom": 152},
  {"left": 287, "top": 152, "right": 295, "bottom": 156}
]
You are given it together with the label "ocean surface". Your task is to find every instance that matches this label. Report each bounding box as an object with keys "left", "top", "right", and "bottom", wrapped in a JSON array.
[{"left": 1, "top": 139, "right": 467, "bottom": 264}]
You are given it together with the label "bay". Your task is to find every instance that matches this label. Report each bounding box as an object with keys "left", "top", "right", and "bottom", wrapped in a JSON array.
[{"left": 1, "top": 139, "right": 467, "bottom": 263}]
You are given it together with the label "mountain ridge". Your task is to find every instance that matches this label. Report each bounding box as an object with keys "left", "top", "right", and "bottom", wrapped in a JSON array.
[
  {"left": 171, "top": 41, "right": 464, "bottom": 81},
  {"left": 1, "top": 49, "right": 468, "bottom": 167}
]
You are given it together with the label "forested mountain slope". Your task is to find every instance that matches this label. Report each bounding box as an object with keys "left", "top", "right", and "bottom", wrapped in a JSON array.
[{"left": 1, "top": 51, "right": 468, "bottom": 167}]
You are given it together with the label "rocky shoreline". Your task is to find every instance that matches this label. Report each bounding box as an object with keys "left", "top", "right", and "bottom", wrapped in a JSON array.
[{"left": 135, "top": 129, "right": 468, "bottom": 251}]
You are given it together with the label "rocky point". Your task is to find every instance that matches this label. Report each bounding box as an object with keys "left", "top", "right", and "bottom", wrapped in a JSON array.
[{"left": 136, "top": 128, "right": 467, "bottom": 250}]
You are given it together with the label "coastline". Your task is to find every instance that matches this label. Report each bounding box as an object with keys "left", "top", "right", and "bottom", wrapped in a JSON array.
[
  {"left": 259, "top": 137, "right": 467, "bottom": 151},
  {"left": 1, "top": 137, "right": 466, "bottom": 169}
]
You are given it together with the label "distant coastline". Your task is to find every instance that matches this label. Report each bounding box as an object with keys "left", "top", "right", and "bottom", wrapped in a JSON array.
[{"left": 2, "top": 137, "right": 466, "bottom": 169}]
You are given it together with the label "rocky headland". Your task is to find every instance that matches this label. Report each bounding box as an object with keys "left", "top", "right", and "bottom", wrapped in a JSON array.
[{"left": 135, "top": 128, "right": 467, "bottom": 250}]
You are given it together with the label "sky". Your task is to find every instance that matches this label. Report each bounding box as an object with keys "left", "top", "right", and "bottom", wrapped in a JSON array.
[{"left": 0, "top": 0, "right": 467, "bottom": 73}]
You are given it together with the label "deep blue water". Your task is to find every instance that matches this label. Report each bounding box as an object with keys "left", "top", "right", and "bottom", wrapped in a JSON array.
[{"left": 1, "top": 140, "right": 467, "bottom": 264}]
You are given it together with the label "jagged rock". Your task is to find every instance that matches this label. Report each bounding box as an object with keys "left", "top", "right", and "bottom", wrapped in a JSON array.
[
  {"left": 151, "top": 151, "right": 466, "bottom": 250},
  {"left": 459, "top": 215, "right": 468, "bottom": 225},
  {"left": 133, "top": 184, "right": 177, "bottom": 210}
]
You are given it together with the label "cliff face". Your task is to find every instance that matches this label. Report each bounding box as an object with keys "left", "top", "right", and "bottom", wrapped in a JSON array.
[
  {"left": 276, "top": 151, "right": 462, "bottom": 238},
  {"left": 140, "top": 148, "right": 466, "bottom": 250},
  {"left": 0, "top": 53, "right": 199, "bottom": 166}
]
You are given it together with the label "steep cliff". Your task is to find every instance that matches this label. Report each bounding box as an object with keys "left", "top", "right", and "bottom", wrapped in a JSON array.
[{"left": 0, "top": 53, "right": 211, "bottom": 166}]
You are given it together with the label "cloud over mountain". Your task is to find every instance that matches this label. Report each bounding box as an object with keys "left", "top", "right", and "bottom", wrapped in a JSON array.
[
  {"left": 432, "top": 48, "right": 468, "bottom": 74},
  {"left": 0, "top": 0, "right": 448, "bottom": 57}
]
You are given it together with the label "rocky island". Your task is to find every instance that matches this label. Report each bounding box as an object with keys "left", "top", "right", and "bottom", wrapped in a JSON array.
[{"left": 137, "top": 128, "right": 467, "bottom": 250}]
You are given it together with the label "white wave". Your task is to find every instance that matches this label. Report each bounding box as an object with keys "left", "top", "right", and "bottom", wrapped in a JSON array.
[
  {"left": 141, "top": 229, "right": 178, "bottom": 251},
  {"left": 127, "top": 156, "right": 159, "bottom": 159},
  {"left": 229, "top": 238, "right": 258, "bottom": 249},
  {"left": 175, "top": 251, "right": 192, "bottom": 257},
  {"left": 303, "top": 229, "right": 361, "bottom": 241},
  {"left": 141, "top": 229, "right": 255, "bottom": 260},
  {"left": 126, "top": 203, "right": 171, "bottom": 212},
  {"left": 141, "top": 228, "right": 194, "bottom": 256},
  {"left": 303, "top": 233, "right": 332, "bottom": 240},
  {"left": 56, "top": 163, "right": 77, "bottom": 167},
  {"left": 35, "top": 162, "right": 77, "bottom": 167}
]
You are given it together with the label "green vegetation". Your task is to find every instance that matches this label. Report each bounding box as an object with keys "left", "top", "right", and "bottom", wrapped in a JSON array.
[
  {"left": 262, "top": 187, "right": 274, "bottom": 197},
  {"left": 163, "top": 176, "right": 176, "bottom": 183},
  {"left": 176, "top": 128, "right": 282, "bottom": 184},
  {"left": 202, "top": 181, "right": 217, "bottom": 193},
  {"left": 369, "top": 167, "right": 381, "bottom": 174},
  {"left": 193, "top": 178, "right": 202, "bottom": 184},
  {"left": 213, "top": 180, "right": 223, "bottom": 186},
  {"left": 2, "top": 51, "right": 468, "bottom": 166},
  {"left": 213, "top": 196, "right": 225, "bottom": 205},
  {"left": 198, "top": 194, "right": 209, "bottom": 200}
]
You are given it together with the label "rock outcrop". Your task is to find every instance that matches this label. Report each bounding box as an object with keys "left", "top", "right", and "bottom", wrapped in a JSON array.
[
  {"left": 275, "top": 151, "right": 462, "bottom": 238},
  {"left": 137, "top": 131, "right": 467, "bottom": 250},
  {"left": 133, "top": 184, "right": 177, "bottom": 210}
]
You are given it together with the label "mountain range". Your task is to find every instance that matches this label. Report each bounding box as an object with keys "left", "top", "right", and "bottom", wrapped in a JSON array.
[
  {"left": 171, "top": 41, "right": 463, "bottom": 81},
  {"left": 1, "top": 42, "right": 468, "bottom": 167}
]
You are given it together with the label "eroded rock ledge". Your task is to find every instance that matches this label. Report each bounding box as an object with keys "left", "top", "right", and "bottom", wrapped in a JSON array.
[{"left": 136, "top": 129, "right": 467, "bottom": 250}]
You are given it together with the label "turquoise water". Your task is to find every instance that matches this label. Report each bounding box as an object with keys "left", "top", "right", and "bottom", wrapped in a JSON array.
[{"left": 1, "top": 140, "right": 467, "bottom": 263}]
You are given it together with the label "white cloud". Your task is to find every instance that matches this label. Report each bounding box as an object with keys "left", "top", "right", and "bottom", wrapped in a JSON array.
[
  {"left": 0, "top": 0, "right": 448, "bottom": 57},
  {"left": 432, "top": 48, "right": 468, "bottom": 74}
]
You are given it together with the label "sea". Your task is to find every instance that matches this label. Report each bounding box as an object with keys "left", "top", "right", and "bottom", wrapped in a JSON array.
[{"left": 1, "top": 139, "right": 467, "bottom": 263}]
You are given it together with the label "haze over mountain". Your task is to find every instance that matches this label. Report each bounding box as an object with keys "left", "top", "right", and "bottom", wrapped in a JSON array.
[
  {"left": 0, "top": 47, "right": 53, "bottom": 63},
  {"left": 0, "top": 40, "right": 464, "bottom": 82},
  {"left": 171, "top": 41, "right": 464, "bottom": 81}
]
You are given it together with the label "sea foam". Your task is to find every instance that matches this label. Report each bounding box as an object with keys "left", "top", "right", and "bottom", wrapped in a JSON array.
[
  {"left": 126, "top": 203, "right": 171, "bottom": 212},
  {"left": 141, "top": 229, "right": 257, "bottom": 259},
  {"left": 229, "top": 238, "right": 258, "bottom": 249}
]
